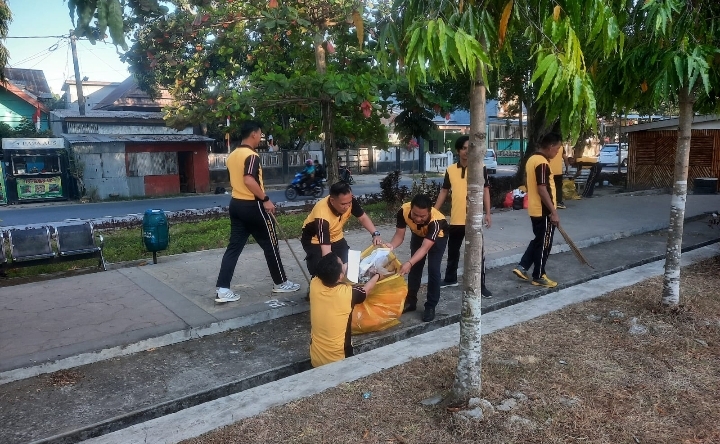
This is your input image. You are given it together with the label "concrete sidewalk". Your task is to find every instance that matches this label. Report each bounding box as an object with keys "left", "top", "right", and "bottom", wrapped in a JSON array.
[{"left": 1, "top": 192, "right": 719, "bottom": 384}]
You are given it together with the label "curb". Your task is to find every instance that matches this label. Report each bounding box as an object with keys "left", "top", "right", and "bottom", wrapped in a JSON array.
[{"left": 30, "top": 236, "right": 720, "bottom": 444}]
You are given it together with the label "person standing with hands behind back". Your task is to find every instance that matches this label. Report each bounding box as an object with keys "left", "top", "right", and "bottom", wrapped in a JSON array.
[
  {"left": 214, "top": 120, "right": 300, "bottom": 303},
  {"left": 434, "top": 135, "right": 493, "bottom": 297},
  {"left": 512, "top": 132, "right": 562, "bottom": 288},
  {"left": 387, "top": 194, "right": 448, "bottom": 322}
]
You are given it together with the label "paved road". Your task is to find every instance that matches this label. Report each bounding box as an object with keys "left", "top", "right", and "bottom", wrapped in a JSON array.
[{"left": 0, "top": 177, "right": 414, "bottom": 227}]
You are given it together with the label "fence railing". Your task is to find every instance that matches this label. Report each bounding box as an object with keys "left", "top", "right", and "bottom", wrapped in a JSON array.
[{"left": 208, "top": 147, "right": 452, "bottom": 185}]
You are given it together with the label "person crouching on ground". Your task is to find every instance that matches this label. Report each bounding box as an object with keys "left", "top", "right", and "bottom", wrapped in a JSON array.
[
  {"left": 310, "top": 252, "right": 381, "bottom": 368},
  {"left": 512, "top": 132, "right": 561, "bottom": 288},
  {"left": 387, "top": 194, "right": 448, "bottom": 322}
]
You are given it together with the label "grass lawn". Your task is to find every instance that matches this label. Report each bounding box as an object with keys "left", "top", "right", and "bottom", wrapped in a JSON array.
[{"left": 183, "top": 257, "right": 720, "bottom": 444}]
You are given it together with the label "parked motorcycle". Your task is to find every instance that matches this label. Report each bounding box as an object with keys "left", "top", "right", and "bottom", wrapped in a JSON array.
[
  {"left": 338, "top": 166, "right": 354, "bottom": 184},
  {"left": 285, "top": 173, "right": 325, "bottom": 201}
]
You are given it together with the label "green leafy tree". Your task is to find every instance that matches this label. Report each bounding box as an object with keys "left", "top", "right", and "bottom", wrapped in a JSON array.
[
  {"left": 382, "top": 0, "right": 624, "bottom": 404},
  {"left": 596, "top": 0, "right": 720, "bottom": 306},
  {"left": 116, "top": 1, "right": 390, "bottom": 184}
]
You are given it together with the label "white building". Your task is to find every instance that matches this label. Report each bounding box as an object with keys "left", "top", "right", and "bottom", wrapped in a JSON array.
[{"left": 60, "top": 80, "right": 121, "bottom": 112}]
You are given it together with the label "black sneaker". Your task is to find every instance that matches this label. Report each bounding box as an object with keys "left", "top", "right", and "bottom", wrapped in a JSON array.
[
  {"left": 402, "top": 303, "right": 416, "bottom": 313},
  {"left": 481, "top": 285, "right": 493, "bottom": 298},
  {"left": 422, "top": 307, "right": 435, "bottom": 322},
  {"left": 440, "top": 281, "right": 459, "bottom": 288}
]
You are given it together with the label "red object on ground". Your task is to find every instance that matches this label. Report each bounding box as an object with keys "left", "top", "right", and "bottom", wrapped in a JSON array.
[{"left": 503, "top": 191, "right": 514, "bottom": 208}]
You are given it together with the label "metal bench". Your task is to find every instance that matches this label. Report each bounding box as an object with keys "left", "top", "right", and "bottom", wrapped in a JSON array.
[
  {"left": 0, "top": 223, "right": 106, "bottom": 276},
  {"left": 8, "top": 226, "right": 56, "bottom": 263},
  {"left": 55, "top": 222, "right": 106, "bottom": 271}
]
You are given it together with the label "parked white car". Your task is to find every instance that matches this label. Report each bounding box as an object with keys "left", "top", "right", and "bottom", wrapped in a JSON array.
[
  {"left": 597, "top": 143, "right": 628, "bottom": 167},
  {"left": 484, "top": 148, "right": 498, "bottom": 174}
]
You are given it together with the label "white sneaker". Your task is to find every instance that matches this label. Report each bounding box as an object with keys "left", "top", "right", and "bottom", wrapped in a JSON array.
[
  {"left": 272, "top": 280, "right": 301, "bottom": 293},
  {"left": 215, "top": 288, "right": 240, "bottom": 303}
]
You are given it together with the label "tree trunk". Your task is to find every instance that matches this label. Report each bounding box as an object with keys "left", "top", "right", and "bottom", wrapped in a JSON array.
[
  {"left": 662, "top": 86, "right": 695, "bottom": 306},
  {"left": 314, "top": 30, "right": 339, "bottom": 184},
  {"left": 515, "top": 102, "right": 546, "bottom": 182},
  {"left": 450, "top": 62, "right": 486, "bottom": 403}
]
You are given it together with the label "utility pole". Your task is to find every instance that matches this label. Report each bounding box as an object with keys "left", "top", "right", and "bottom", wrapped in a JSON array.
[{"left": 70, "top": 31, "right": 86, "bottom": 116}]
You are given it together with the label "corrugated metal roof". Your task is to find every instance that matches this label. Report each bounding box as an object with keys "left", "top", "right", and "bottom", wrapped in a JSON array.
[
  {"left": 623, "top": 115, "right": 720, "bottom": 133},
  {"left": 92, "top": 76, "right": 173, "bottom": 111},
  {"left": 51, "top": 109, "right": 166, "bottom": 119},
  {"left": 62, "top": 133, "right": 214, "bottom": 143},
  {"left": 3, "top": 68, "right": 53, "bottom": 98}
]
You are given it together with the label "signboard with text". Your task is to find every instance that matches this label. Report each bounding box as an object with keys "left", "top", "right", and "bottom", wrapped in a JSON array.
[
  {"left": 16, "top": 176, "right": 63, "bottom": 200},
  {"left": 2, "top": 138, "right": 65, "bottom": 150}
]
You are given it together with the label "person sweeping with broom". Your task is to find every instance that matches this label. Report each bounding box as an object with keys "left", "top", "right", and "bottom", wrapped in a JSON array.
[{"left": 512, "top": 132, "right": 562, "bottom": 288}]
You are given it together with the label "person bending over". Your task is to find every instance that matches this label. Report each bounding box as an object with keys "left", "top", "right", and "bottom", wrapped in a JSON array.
[{"left": 310, "top": 252, "right": 381, "bottom": 367}]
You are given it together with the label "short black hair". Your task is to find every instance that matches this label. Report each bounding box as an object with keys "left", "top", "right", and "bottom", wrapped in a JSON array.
[
  {"left": 329, "top": 181, "right": 352, "bottom": 197},
  {"left": 410, "top": 194, "right": 432, "bottom": 210},
  {"left": 315, "top": 252, "right": 343, "bottom": 286},
  {"left": 455, "top": 135, "right": 469, "bottom": 151},
  {"left": 538, "top": 132, "right": 562, "bottom": 149},
  {"left": 239, "top": 120, "right": 263, "bottom": 140}
]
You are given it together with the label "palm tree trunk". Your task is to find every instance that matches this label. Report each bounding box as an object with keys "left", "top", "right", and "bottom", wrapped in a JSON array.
[
  {"left": 450, "top": 62, "right": 486, "bottom": 403},
  {"left": 661, "top": 86, "right": 695, "bottom": 306}
]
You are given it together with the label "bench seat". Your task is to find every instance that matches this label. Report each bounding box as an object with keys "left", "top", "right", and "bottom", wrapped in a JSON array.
[{"left": 1, "top": 223, "right": 106, "bottom": 275}]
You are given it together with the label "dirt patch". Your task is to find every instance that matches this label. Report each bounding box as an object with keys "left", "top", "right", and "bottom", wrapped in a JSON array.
[{"left": 184, "top": 257, "right": 720, "bottom": 444}]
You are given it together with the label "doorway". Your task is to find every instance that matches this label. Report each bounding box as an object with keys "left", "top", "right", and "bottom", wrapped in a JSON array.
[{"left": 178, "top": 151, "right": 195, "bottom": 193}]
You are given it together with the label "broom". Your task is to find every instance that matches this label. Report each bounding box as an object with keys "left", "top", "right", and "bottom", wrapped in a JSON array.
[{"left": 556, "top": 223, "right": 593, "bottom": 268}]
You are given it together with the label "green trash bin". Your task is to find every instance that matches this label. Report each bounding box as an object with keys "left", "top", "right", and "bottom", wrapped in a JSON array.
[{"left": 143, "top": 209, "right": 169, "bottom": 264}]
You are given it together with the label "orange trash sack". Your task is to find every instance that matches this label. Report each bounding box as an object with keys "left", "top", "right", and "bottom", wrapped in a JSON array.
[{"left": 350, "top": 244, "right": 408, "bottom": 335}]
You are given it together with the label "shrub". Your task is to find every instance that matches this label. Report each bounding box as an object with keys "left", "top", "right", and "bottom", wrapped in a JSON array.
[
  {"left": 379, "top": 170, "right": 410, "bottom": 207},
  {"left": 409, "top": 174, "right": 442, "bottom": 204}
]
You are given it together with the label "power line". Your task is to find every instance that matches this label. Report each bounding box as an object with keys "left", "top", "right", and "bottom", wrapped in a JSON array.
[{"left": 8, "top": 39, "right": 65, "bottom": 66}]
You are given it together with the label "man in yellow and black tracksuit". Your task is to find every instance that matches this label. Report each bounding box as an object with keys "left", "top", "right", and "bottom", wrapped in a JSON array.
[
  {"left": 434, "top": 135, "right": 493, "bottom": 297},
  {"left": 309, "top": 252, "right": 381, "bottom": 367},
  {"left": 214, "top": 121, "right": 300, "bottom": 303},
  {"left": 388, "top": 194, "right": 448, "bottom": 322},
  {"left": 301, "top": 181, "right": 384, "bottom": 277},
  {"left": 512, "top": 132, "right": 562, "bottom": 288}
]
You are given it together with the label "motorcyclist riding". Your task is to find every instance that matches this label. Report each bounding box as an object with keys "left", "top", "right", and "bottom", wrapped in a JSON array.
[{"left": 300, "top": 159, "right": 315, "bottom": 190}]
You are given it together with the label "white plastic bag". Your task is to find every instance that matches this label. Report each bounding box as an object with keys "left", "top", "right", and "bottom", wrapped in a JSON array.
[{"left": 358, "top": 248, "right": 393, "bottom": 281}]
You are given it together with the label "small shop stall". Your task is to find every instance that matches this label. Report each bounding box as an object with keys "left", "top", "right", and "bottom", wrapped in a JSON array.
[{"left": 1, "top": 138, "right": 70, "bottom": 204}]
